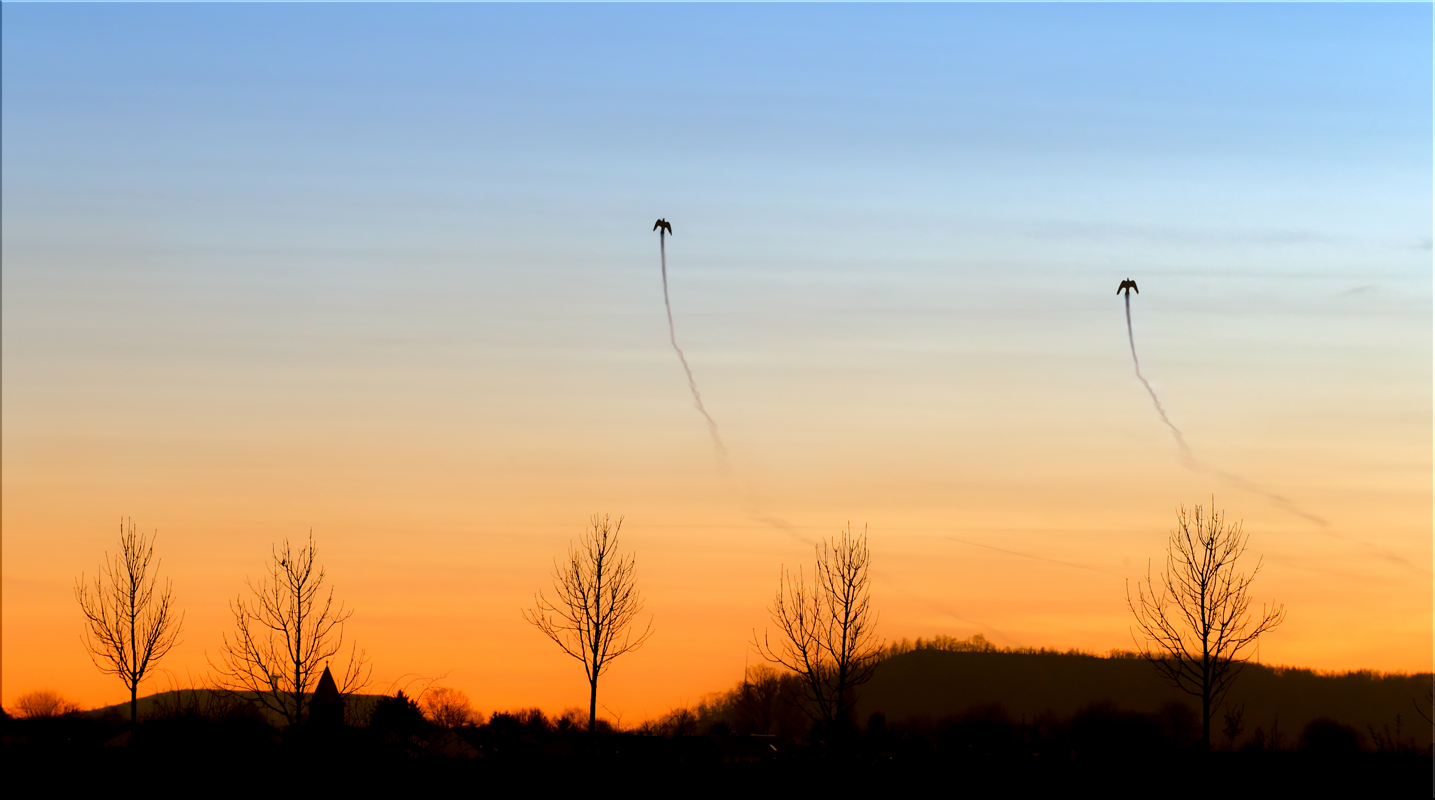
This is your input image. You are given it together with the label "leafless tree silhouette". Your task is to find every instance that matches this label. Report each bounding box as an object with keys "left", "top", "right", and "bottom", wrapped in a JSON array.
[
  {"left": 756, "top": 524, "right": 882, "bottom": 728},
  {"left": 731, "top": 664, "right": 806, "bottom": 737},
  {"left": 1221, "top": 703, "right": 1246, "bottom": 751},
  {"left": 1127, "top": 501, "right": 1285, "bottom": 750},
  {"left": 75, "top": 520, "right": 184, "bottom": 726},
  {"left": 12, "top": 689, "right": 82, "bottom": 719},
  {"left": 421, "top": 686, "right": 476, "bottom": 729},
  {"left": 212, "top": 532, "right": 371, "bottom": 727},
  {"left": 523, "top": 514, "right": 653, "bottom": 734}
]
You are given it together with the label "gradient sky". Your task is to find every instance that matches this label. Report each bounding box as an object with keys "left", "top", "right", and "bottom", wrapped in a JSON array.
[{"left": 3, "top": 4, "right": 1430, "bottom": 718}]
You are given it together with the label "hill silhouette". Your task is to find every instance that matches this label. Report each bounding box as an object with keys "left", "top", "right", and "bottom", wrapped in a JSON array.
[
  {"left": 5, "top": 645, "right": 1423, "bottom": 794},
  {"left": 78, "top": 641, "right": 1431, "bottom": 753},
  {"left": 83, "top": 688, "right": 386, "bottom": 729},
  {"left": 856, "top": 639, "right": 1430, "bottom": 750}
]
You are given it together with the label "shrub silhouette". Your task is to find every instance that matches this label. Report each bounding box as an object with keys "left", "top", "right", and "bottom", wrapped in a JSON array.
[
  {"left": 1067, "top": 702, "right": 1163, "bottom": 758},
  {"left": 13, "top": 690, "right": 81, "bottom": 719},
  {"left": 1301, "top": 717, "right": 1361, "bottom": 756},
  {"left": 554, "top": 707, "right": 585, "bottom": 733},
  {"left": 486, "top": 711, "right": 524, "bottom": 738},
  {"left": 369, "top": 690, "right": 430, "bottom": 740},
  {"left": 1155, "top": 701, "right": 1199, "bottom": 749},
  {"left": 420, "top": 686, "right": 475, "bottom": 729},
  {"left": 935, "top": 704, "right": 1018, "bottom": 757},
  {"left": 516, "top": 707, "right": 550, "bottom": 735}
]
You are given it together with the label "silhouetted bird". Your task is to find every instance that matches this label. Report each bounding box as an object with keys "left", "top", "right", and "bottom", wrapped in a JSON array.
[
  {"left": 653, "top": 218, "right": 672, "bottom": 235},
  {"left": 1117, "top": 279, "right": 1139, "bottom": 296}
]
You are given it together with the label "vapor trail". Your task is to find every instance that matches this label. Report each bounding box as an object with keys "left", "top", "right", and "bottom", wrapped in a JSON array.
[
  {"left": 1209, "top": 468, "right": 1331, "bottom": 529},
  {"left": 1125, "top": 292, "right": 1194, "bottom": 467},
  {"left": 1122, "top": 288, "right": 1330, "bottom": 528},
  {"left": 947, "top": 537, "right": 1124, "bottom": 577},
  {"left": 658, "top": 227, "right": 728, "bottom": 467}
]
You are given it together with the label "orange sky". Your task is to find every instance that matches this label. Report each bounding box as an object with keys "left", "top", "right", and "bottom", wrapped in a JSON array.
[
  {"left": 3, "top": 4, "right": 1430, "bottom": 718},
  {"left": 4, "top": 273, "right": 1428, "bottom": 715}
]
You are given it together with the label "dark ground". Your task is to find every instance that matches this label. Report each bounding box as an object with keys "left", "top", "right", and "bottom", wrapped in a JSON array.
[{"left": 3, "top": 708, "right": 1428, "bottom": 797}]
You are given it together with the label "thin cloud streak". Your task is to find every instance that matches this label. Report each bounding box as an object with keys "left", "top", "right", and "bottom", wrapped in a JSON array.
[{"left": 946, "top": 537, "right": 1124, "bottom": 578}]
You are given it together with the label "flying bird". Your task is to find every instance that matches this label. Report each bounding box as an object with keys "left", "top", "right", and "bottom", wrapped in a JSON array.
[
  {"left": 653, "top": 218, "right": 672, "bottom": 235},
  {"left": 1117, "top": 279, "right": 1139, "bottom": 296}
]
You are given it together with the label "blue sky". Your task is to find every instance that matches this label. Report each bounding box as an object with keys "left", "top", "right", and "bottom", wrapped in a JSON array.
[{"left": 6, "top": 4, "right": 1428, "bottom": 244}]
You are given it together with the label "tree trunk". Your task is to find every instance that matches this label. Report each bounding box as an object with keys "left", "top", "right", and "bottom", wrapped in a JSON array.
[
  {"left": 129, "top": 594, "right": 138, "bottom": 728},
  {"left": 295, "top": 578, "right": 303, "bottom": 727},
  {"left": 1201, "top": 636, "right": 1212, "bottom": 751},
  {"left": 588, "top": 677, "right": 598, "bottom": 734},
  {"left": 1201, "top": 687, "right": 1212, "bottom": 751}
]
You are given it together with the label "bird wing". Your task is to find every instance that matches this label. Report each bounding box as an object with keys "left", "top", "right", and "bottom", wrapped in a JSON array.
[
  {"left": 1132, "top": 281, "right": 1138, "bottom": 293},
  {"left": 665, "top": 222, "right": 672, "bottom": 234},
  {"left": 653, "top": 220, "right": 661, "bottom": 231}
]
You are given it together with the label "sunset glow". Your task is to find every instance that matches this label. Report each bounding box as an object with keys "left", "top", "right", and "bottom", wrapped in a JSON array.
[{"left": 3, "top": 4, "right": 1429, "bottom": 721}]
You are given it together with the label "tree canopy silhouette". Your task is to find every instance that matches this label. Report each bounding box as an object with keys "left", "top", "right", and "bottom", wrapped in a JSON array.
[
  {"left": 1127, "top": 501, "right": 1285, "bottom": 750},
  {"left": 12, "top": 690, "right": 82, "bottom": 719},
  {"left": 212, "top": 532, "right": 371, "bottom": 727},
  {"left": 75, "top": 519, "right": 184, "bottom": 726},
  {"left": 421, "top": 686, "right": 476, "bottom": 729},
  {"left": 523, "top": 514, "right": 653, "bottom": 734}
]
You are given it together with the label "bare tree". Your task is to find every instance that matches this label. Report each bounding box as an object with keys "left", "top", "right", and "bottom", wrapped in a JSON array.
[
  {"left": 1127, "top": 501, "right": 1285, "bottom": 750},
  {"left": 1414, "top": 683, "right": 1432, "bottom": 726},
  {"left": 75, "top": 520, "right": 184, "bottom": 726},
  {"left": 12, "top": 689, "right": 82, "bottom": 719},
  {"left": 755, "top": 524, "right": 882, "bottom": 729},
  {"left": 421, "top": 687, "right": 477, "bottom": 729},
  {"left": 523, "top": 514, "right": 654, "bottom": 734},
  {"left": 212, "top": 532, "right": 371, "bottom": 727}
]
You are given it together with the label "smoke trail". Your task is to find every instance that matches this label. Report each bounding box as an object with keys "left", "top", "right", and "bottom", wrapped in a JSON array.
[
  {"left": 947, "top": 537, "right": 1124, "bottom": 577},
  {"left": 659, "top": 228, "right": 728, "bottom": 467},
  {"left": 1207, "top": 468, "right": 1329, "bottom": 528},
  {"left": 1123, "top": 289, "right": 1331, "bottom": 528},
  {"left": 652, "top": 221, "right": 800, "bottom": 538},
  {"left": 746, "top": 509, "right": 811, "bottom": 545},
  {"left": 1125, "top": 292, "right": 1194, "bottom": 467}
]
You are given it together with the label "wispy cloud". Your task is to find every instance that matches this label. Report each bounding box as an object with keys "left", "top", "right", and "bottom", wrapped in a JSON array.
[{"left": 947, "top": 537, "right": 1124, "bottom": 578}]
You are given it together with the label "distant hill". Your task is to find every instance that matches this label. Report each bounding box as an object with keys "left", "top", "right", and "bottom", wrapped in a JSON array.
[
  {"left": 857, "top": 648, "right": 1431, "bottom": 749},
  {"left": 84, "top": 689, "right": 386, "bottom": 728}
]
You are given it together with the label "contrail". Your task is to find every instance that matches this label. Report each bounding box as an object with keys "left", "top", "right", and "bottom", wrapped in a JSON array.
[
  {"left": 1208, "top": 467, "right": 1329, "bottom": 529},
  {"left": 656, "top": 220, "right": 728, "bottom": 467},
  {"left": 947, "top": 537, "right": 1124, "bottom": 577},
  {"left": 651, "top": 219, "right": 801, "bottom": 538},
  {"left": 1121, "top": 283, "right": 1329, "bottom": 528},
  {"left": 745, "top": 510, "right": 811, "bottom": 545},
  {"left": 1124, "top": 291, "right": 1194, "bottom": 467}
]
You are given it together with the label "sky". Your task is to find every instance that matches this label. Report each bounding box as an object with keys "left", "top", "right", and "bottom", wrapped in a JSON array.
[{"left": 2, "top": 4, "right": 1430, "bottom": 719}]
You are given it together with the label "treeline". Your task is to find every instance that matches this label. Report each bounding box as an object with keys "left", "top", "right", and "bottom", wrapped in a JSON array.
[
  {"left": 856, "top": 638, "right": 1432, "bottom": 752},
  {"left": 5, "top": 670, "right": 1426, "bottom": 794},
  {"left": 655, "top": 639, "right": 1430, "bottom": 753},
  {"left": 880, "top": 632, "right": 1107, "bottom": 658},
  {"left": 21, "top": 509, "right": 1428, "bottom": 791}
]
